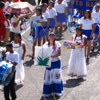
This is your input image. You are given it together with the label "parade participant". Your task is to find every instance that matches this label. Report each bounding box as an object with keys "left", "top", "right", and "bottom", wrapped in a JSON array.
[
  {"left": 0, "top": 2, "right": 6, "bottom": 43},
  {"left": 42, "top": 3, "right": 50, "bottom": 41},
  {"left": 10, "top": 14, "right": 22, "bottom": 41},
  {"left": 93, "top": 0, "right": 100, "bottom": 12},
  {"left": 80, "top": 10, "right": 95, "bottom": 59},
  {"left": 30, "top": 6, "right": 46, "bottom": 59},
  {"left": 43, "top": 33, "right": 63, "bottom": 99},
  {"left": 12, "top": 34, "right": 26, "bottom": 85},
  {"left": 47, "top": 1, "right": 57, "bottom": 32},
  {"left": 4, "top": 43, "right": 19, "bottom": 100},
  {"left": 54, "top": 0, "right": 67, "bottom": 36},
  {"left": 4, "top": 13, "right": 11, "bottom": 43},
  {"left": 67, "top": 27, "right": 87, "bottom": 79},
  {"left": 92, "top": 4, "right": 100, "bottom": 51}
]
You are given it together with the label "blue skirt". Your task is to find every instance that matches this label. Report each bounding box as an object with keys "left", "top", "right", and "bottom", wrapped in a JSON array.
[
  {"left": 43, "top": 60, "right": 63, "bottom": 97},
  {"left": 56, "top": 13, "right": 66, "bottom": 23},
  {"left": 49, "top": 18, "right": 55, "bottom": 29},
  {"left": 94, "top": 24, "right": 100, "bottom": 34},
  {"left": 30, "top": 25, "right": 46, "bottom": 38},
  {"left": 82, "top": 30, "right": 92, "bottom": 40}
]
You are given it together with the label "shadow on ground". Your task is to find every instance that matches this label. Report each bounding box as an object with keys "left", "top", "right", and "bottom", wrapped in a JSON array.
[{"left": 63, "top": 78, "right": 85, "bottom": 88}]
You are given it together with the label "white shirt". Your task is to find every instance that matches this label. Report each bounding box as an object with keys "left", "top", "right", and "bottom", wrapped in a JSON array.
[
  {"left": 44, "top": 41, "right": 61, "bottom": 62},
  {"left": 11, "top": 16, "right": 21, "bottom": 33},
  {"left": 5, "top": 20, "right": 10, "bottom": 29},
  {"left": 54, "top": 3, "right": 67, "bottom": 13},
  {"left": 47, "top": 8, "right": 57, "bottom": 18},
  {"left": 92, "top": 11, "right": 100, "bottom": 23},
  {"left": 6, "top": 52, "right": 19, "bottom": 65},
  {"left": 80, "top": 17, "right": 94, "bottom": 30},
  {"left": 30, "top": 15, "right": 46, "bottom": 26},
  {"left": 42, "top": 11, "right": 50, "bottom": 22}
]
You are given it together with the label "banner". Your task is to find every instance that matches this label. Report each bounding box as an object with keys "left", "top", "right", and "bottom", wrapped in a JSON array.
[{"left": 68, "top": 0, "right": 98, "bottom": 15}]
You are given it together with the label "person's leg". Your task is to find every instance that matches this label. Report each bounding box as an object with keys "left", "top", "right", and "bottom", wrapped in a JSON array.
[
  {"left": 87, "top": 40, "right": 91, "bottom": 58},
  {"left": 9, "top": 73, "right": 17, "bottom": 100},
  {"left": 38, "top": 0, "right": 41, "bottom": 5},
  {"left": 4, "top": 86, "right": 10, "bottom": 100},
  {"left": 59, "top": 23, "right": 63, "bottom": 36},
  {"left": 32, "top": 37, "right": 37, "bottom": 59},
  {"left": 38, "top": 37, "right": 41, "bottom": 46},
  {"left": 92, "top": 34, "right": 99, "bottom": 51}
]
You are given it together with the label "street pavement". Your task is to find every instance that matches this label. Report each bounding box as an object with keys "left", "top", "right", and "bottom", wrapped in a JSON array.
[{"left": 0, "top": 27, "right": 100, "bottom": 100}]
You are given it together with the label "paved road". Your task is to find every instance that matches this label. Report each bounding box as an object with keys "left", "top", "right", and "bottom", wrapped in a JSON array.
[{"left": 0, "top": 27, "right": 100, "bottom": 100}]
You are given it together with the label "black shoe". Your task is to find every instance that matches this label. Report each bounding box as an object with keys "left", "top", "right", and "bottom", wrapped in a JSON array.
[{"left": 91, "top": 47, "right": 94, "bottom": 52}]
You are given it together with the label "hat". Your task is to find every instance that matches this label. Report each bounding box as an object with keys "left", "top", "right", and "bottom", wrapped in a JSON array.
[
  {"left": 5, "top": 43, "right": 13, "bottom": 47},
  {"left": 95, "top": 4, "right": 100, "bottom": 7},
  {"left": 49, "top": 33, "right": 55, "bottom": 36}
]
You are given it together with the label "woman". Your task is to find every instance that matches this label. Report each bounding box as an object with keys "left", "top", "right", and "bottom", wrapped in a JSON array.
[
  {"left": 43, "top": 33, "right": 63, "bottom": 99},
  {"left": 80, "top": 10, "right": 95, "bottom": 59}
]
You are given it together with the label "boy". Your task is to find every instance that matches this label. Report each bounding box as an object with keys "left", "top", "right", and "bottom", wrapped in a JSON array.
[{"left": 4, "top": 43, "right": 19, "bottom": 100}]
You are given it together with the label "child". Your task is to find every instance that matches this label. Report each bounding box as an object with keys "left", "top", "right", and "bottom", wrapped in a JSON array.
[
  {"left": 80, "top": 10, "right": 95, "bottom": 59},
  {"left": 67, "top": 27, "right": 87, "bottom": 79},
  {"left": 54, "top": 0, "right": 67, "bottom": 36},
  {"left": 92, "top": 4, "right": 100, "bottom": 51},
  {"left": 4, "top": 43, "right": 19, "bottom": 100},
  {"left": 12, "top": 34, "right": 26, "bottom": 85},
  {"left": 4, "top": 13, "right": 11, "bottom": 43},
  {"left": 43, "top": 33, "right": 63, "bottom": 99},
  {"left": 47, "top": 1, "right": 57, "bottom": 32},
  {"left": 30, "top": 6, "right": 46, "bottom": 59},
  {"left": 42, "top": 3, "right": 50, "bottom": 41}
]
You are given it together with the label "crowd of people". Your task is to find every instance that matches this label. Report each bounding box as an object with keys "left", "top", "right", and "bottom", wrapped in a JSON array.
[{"left": 0, "top": 0, "right": 100, "bottom": 100}]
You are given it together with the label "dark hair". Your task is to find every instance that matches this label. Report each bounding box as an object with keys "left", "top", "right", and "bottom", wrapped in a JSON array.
[
  {"left": 5, "top": 13, "right": 10, "bottom": 18},
  {"left": 84, "top": 10, "right": 91, "bottom": 20},
  {"left": 14, "top": 34, "right": 22, "bottom": 46},
  {"left": 36, "top": 6, "right": 43, "bottom": 19},
  {"left": 75, "top": 27, "right": 83, "bottom": 41},
  {"left": 42, "top": 3, "right": 48, "bottom": 7},
  {"left": 0, "top": 2, "right": 5, "bottom": 9}
]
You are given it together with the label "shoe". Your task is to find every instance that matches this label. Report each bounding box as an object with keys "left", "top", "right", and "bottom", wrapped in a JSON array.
[
  {"left": 91, "top": 47, "right": 94, "bottom": 52},
  {"left": 98, "top": 48, "right": 100, "bottom": 51}
]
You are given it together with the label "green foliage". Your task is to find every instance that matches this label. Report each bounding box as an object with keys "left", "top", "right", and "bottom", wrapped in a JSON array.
[{"left": 37, "top": 57, "right": 49, "bottom": 66}]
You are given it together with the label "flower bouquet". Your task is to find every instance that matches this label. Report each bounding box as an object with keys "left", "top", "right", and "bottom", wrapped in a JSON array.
[
  {"left": 34, "top": 45, "right": 52, "bottom": 67},
  {"left": 64, "top": 41, "right": 84, "bottom": 49}
]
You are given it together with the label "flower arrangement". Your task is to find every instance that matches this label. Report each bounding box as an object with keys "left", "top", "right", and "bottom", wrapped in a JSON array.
[{"left": 64, "top": 41, "right": 84, "bottom": 49}]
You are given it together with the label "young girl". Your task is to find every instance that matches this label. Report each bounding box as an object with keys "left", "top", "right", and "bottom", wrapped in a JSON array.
[
  {"left": 43, "top": 33, "right": 63, "bottom": 99},
  {"left": 12, "top": 34, "right": 26, "bottom": 85},
  {"left": 54, "top": 0, "right": 67, "bottom": 36},
  {"left": 67, "top": 27, "right": 87, "bottom": 79},
  {"left": 42, "top": 3, "right": 50, "bottom": 41},
  {"left": 80, "top": 10, "right": 95, "bottom": 59},
  {"left": 47, "top": 1, "right": 57, "bottom": 32},
  {"left": 30, "top": 6, "right": 46, "bottom": 59},
  {"left": 92, "top": 4, "right": 100, "bottom": 51}
]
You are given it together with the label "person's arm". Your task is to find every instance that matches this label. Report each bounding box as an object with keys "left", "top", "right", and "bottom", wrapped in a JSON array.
[
  {"left": 22, "top": 43, "right": 26, "bottom": 60},
  {"left": 90, "top": 24, "right": 95, "bottom": 38},
  {"left": 12, "top": 17, "right": 22, "bottom": 28}
]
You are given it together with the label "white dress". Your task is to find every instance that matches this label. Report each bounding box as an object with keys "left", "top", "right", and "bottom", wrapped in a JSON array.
[
  {"left": 67, "top": 35, "right": 87, "bottom": 78},
  {"left": 12, "top": 41, "right": 25, "bottom": 84}
]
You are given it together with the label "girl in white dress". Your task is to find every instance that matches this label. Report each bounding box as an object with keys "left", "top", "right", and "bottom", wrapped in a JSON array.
[
  {"left": 67, "top": 27, "right": 87, "bottom": 79},
  {"left": 12, "top": 34, "right": 26, "bottom": 84}
]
